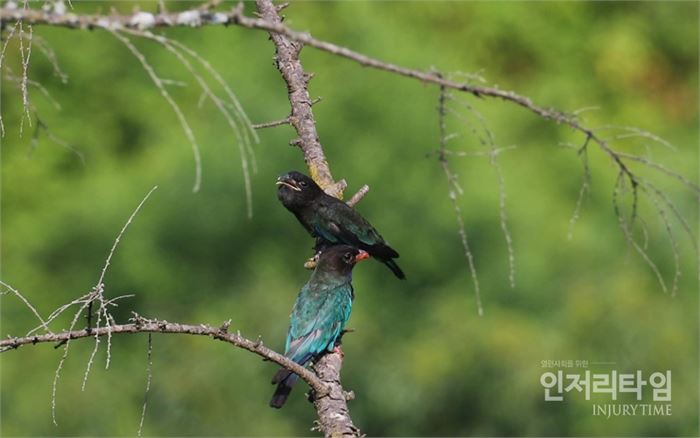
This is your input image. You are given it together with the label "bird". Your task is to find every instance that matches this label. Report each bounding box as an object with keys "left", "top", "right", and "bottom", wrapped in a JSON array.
[
  {"left": 270, "top": 245, "right": 370, "bottom": 409},
  {"left": 276, "top": 171, "right": 405, "bottom": 279}
]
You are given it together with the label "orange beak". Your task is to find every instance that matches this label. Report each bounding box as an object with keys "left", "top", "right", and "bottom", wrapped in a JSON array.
[{"left": 355, "top": 250, "right": 370, "bottom": 262}]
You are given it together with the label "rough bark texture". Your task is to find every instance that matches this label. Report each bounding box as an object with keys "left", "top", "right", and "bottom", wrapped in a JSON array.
[
  {"left": 255, "top": 0, "right": 346, "bottom": 199},
  {"left": 312, "top": 354, "right": 360, "bottom": 437},
  {"left": 254, "top": 0, "right": 359, "bottom": 435}
]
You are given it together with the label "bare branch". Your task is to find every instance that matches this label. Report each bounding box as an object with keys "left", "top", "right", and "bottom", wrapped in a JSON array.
[
  {"left": 108, "top": 29, "right": 202, "bottom": 193},
  {"left": 252, "top": 2, "right": 360, "bottom": 435},
  {"left": 2, "top": 3, "right": 694, "bottom": 435},
  {"left": 615, "top": 150, "right": 700, "bottom": 194},
  {"left": 97, "top": 186, "right": 158, "bottom": 288},
  {"left": 437, "top": 80, "right": 483, "bottom": 316},
  {"left": 643, "top": 186, "right": 681, "bottom": 297},
  {"left": 0, "top": 317, "right": 325, "bottom": 394},
  {"left": 26, "top": 33, "right": 69, "bottom": 83},
  {"left": 613, "top": 173, "right": 668, "bottom": 294},
  {"left": 29, "top": 115, "right": 84, "bottom": 164},
  {"left": 6, "top": 311, "right": 351, "bottom": 434},
  {"left": 16, "top": 0, "right": 33, "bottom": 137},
  {"left": 0, "top": 280, "right": 51, "bottom": 334},
  {"left": 51, "top": 295, "right": 92, "bottom": 424},
  {"left": 252, "top": 117, "right": 291, "bottom": 130},
  {"left": 638, "top": 177, "right": 698, "bottom": 254},
  {"left": 122, "top": 28, "right": 256, "bottom": 217},
  {"left": 346, "top": 185, "right": 369, "bottom": 208},
  {"left": 596, "top": 125, "right": 676, "bottom": 152},
  {"left": 77, "top": 186, "right": 156, "bottom": 412},
  {"left": 447, "top": 92, "right": 515, "bottom": 288},
  {"left": 137, "top": 333, "right": 153, "bottom": 437},
  {"left": 312, "top": 352, "right": 360, "bottom": 437},
  {"left": 4, "top": 2, "right": 689, "bottom": 218},
  {"left": 0, "top": 2, "right": 691, "bottom": 183},
  {"left": 567, "top": 136, "right": 592, "bottom": 240},
  {"left": 254, "top": 0, "right": 347, "bottom": 198}
]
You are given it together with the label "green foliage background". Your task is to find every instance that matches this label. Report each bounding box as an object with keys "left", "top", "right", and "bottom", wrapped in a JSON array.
[{"left": 1, "top": 1, "right": 698, "bottom": 436}]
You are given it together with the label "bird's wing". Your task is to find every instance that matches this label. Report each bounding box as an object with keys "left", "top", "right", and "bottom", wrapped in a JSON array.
[
  {"left": 315, "top": 198, "right": 385, "bottom": 247},
  {"left": 284, "top": 283, "right": 353, "bottom": 364}
]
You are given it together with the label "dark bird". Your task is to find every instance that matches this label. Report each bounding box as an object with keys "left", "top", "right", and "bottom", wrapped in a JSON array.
[
  {"left": 270, "top": 245, "right": 369, "bottom": 409},
  {"left": 276, "top": 171, "right": 405, "bottom": 279}
]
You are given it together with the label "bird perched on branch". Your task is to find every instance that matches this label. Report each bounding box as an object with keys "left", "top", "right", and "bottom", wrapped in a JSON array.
[
  {"left": 270, "top": 245, "right": 369, "bottom": 408},
  {"left": 276, "top": 171, "right": 405, "bottom": 279}
]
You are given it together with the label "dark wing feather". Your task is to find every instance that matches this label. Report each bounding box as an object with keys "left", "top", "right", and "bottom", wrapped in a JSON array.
[
  {"left": 314, "top": 194, "right": 405, "bottom": 279},
  {"left": 315, "top": 197, "right": 385, "bottom": 247}
]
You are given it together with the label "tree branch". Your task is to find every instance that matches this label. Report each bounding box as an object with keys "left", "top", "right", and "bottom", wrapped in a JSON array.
[
  {"left": 0, "top": 315, "right": 325, "bottom": 394},
  {"left": 1, "top": 312, "right": 362, "bottom": 436},
  {"left": 3, "top": 1, "right": 695, "bottom": 435},
  {"left": 0, "top": 1, "right": 366, "bottom": 201},
  {"left": 346, "top": 185, "right": 369, "bottom": 208},
  {"left": 0, "top": 0, "right": 655, "bottom": 200},
  {"left": 252, "top": 116, "right": 291, "bottom": 130},
  {"left": 312, "top": 353, "right": 360, "bottom": 437},
  {"left": 254, "top": 0, "right": 346, "bottom": 198},
  {"left": 252, "top": 1, "right": 359, "bottom": 435}
]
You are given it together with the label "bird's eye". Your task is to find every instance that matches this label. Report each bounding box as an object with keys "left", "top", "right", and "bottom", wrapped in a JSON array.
[
  {"left": 343, "top": 252, "right": 354, "bottom": 262},
  {"left": 299, "top": 180, "right": 308, "bottom": 187}
]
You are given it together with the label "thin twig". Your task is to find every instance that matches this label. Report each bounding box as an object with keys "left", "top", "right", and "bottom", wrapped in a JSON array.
[
  {"left": 567, "top": 135, "right": 592, "bottom": 240},
  {"left": 97, "top": 186, "right": 158, "bottom": 288},
  {"left": 616, "top": 150, "right": 700, "bottom": 194},
  {"left": 0, "top": 280, "right": 51, "bottom": 334},
  {"left": 82, "top": 187, "right": 157, "bottom": 395},
  {"left": 613, "top": 172, "right": 668, "bottom": 294},
  {"left": 596, "top": 125, "right": 676, "bottom": 152},
  {"left": 122, "top": 28, "right": 255, "bottom": 217},
  {"left": 448, "top": 94, "right": 515, "bottom": 288},
  {"left": 437, "top": 79, "right": 483, "bottom": 316},
  {"left": 643, "top": 185, "right": 681, "bottom": 297},
  {"left": 51, "top": 297, "right": 92, "bottom": 425},
  {"left": 346, "top": 185, "right": 369, "bottom": 208},
  {"left": 252, "top": 117, "right": 291, "bottom": 129},
  {"left": 137, "top": 333, "right": 153, "bottom": 437},
  {"left": 108, "top": 29, "right": 202, "bottom": 193}
]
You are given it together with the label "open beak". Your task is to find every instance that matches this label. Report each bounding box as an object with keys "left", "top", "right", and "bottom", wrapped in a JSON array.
[
  {"left": 355, "top": 250, "right": 370, "bottom": 262},
  {"left": 276, "top": 177, "right": 302, "bottom": 192}
]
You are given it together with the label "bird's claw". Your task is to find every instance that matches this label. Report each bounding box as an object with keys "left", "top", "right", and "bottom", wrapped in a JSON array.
[{"left": 303, "top": 252, "right": 320, "bottom": 270}]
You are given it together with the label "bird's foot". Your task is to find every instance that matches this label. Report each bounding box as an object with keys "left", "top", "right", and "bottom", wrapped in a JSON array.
[
  {"left": 332, "top": 345, "right": 345, "bottom": 357},
  {"left": 306, "top": 389, "right": 318, "bottom": 404},
  {"left": 303, "top": 252, "right": 321, "bottom": 270}
]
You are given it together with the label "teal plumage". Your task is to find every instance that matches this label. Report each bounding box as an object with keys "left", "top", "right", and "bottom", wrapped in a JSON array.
[{"left": 270, "top": 245, "right": 369, "bottom": 408}]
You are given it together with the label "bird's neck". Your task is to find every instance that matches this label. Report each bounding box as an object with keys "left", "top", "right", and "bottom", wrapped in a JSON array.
[{"left": 309, "top": 269, "right": 351, "bottom": 289}]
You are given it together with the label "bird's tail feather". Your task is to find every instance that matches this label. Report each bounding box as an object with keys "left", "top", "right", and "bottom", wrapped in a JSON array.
[
  {"left": 370, "top": 243, "right": 400, "bottom": 259},
  {"left": 270, "top": 371, "right": 299, "bottom": 409},
  {"left": 384, "top": 259, "right": 405, "bottom": 279},
  {"left": 269, "top": 352, "right": 313, "bottom": 408}
]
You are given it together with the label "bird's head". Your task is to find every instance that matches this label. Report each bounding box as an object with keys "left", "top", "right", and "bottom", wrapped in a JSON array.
[
  {"left": 316, "top": 245, "right": 370, "bottom": 277},
  {"left": 276, "top": 171, "right": 324, "bottom": 207}
]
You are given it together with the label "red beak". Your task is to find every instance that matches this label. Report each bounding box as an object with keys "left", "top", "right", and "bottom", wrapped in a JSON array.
[{"left": 355, "top": 250, "right": 370, "bottom": 262}]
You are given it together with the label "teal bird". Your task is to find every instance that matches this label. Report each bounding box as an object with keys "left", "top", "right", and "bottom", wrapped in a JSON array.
[
  {"left": 270, "top": 245, "right": 369, "bottom": 409},
  {"left": 276, "top": 171, "right": 405, "bottom": 279}
]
